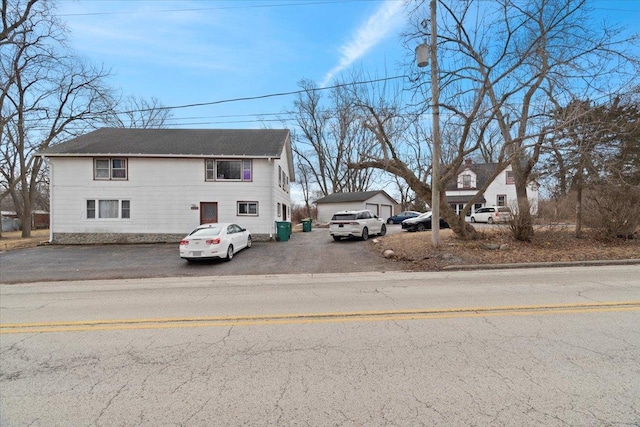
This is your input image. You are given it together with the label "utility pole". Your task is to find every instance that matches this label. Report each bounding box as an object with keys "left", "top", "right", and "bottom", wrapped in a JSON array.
[{"left": 416, "top": 0, "right": 441, "bottom": 248}]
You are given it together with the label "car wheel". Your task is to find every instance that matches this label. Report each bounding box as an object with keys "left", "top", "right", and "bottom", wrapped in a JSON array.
[
  {"left": 246, "top": 235, "right": 252, "bottom": 248},
  {"left": 470, "top": 217, "right": 476, "bottom": 223},
  {"left": 379, "top": 224, "right": 387, "bottom": 236},
  {"left": 488, "top": 217, "right": 494, "bottom": 224},
  {"left": 416, "top": 223, "right": 426, "bottom": 232},
  {"left": 225, "top": 245, "right": 234, "bottom": 261},
  {"left": 361, "top": 227, "right": 369, "bottom": 241},
  {"left": 387, "top": 218, "right": 394, "bottom": 224},
  {"left": 332, "top": 235, "right": 342, "bottom": 242}
]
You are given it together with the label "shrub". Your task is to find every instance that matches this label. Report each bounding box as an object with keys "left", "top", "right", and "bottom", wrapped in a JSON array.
[{"left": 583, "top": 184, "right": 640, "bottom": 239}]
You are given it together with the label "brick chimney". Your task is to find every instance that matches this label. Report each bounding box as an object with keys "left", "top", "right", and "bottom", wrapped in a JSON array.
[{"left": 464, "top": 158, "right": 472, "bottom": 167}]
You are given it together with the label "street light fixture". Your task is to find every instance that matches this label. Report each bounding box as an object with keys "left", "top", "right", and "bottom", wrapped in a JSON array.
[{"left": 416, "top": 0, "right": 441, "bottom": 248}]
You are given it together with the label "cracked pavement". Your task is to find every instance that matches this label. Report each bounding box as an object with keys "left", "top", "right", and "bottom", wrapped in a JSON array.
[{"left": 1, "top": 266, "right": 639, "bottom": 425}]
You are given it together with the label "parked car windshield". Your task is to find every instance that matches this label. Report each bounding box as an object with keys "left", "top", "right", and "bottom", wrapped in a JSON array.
[
  {"left": 417, "top": 212, "right": 432, "bottom": 218},
  {"left": 189, "top": 227, "right": 222, "bottom": 237},
  {"left": 332, "top": 213, "right": 357, "bottom": 221}
]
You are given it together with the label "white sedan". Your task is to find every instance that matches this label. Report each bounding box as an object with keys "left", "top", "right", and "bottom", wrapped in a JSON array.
[{"left": 180, "top": 223, "right": 251, "bottom": 262}]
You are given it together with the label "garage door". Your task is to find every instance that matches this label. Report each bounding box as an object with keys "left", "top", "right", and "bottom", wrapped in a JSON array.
[
  {"left": 380, "top": 204, "right": 392, "bottom": 220},
  {"left": 365, "top": 203, "right": 379, "bottom": 215}
]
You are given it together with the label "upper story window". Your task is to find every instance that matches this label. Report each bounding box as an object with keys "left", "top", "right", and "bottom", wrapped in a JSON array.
[
  {"left": 462, "top": 174, "right": 472, "bottom": 189},
  {"left": 506, "top": 171, "right": 515, "bottom": 185},
  {"left": 94, "top": 158, "right": 127, "bottom": 180},
  {"left": 206, "top": 159, "right": 252, "bottom": 181}
]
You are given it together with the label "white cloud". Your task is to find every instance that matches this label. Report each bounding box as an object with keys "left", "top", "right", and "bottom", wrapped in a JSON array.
[{"left": 321, "top": 0, "right": 405, "bottom": 87}]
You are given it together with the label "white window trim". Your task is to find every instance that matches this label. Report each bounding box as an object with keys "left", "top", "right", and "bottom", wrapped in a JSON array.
[
  {"left": 506, "top": 171, "right": 515, "bottom": 185},
  {"left": 94, "top": 158, "right": 128, "bottom": 181},
  {"left": 206, "top": 159, "right": 252, "bottom": 182},
  {"left": 86, "top": 199, "right": 131, "bottom": 220},
  {"left": 237, "top": 201, "right": 259, "bottom": 216}
]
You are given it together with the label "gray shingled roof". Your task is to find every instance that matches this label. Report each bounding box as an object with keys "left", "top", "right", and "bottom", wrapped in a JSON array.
[
  {"left": 314, "top": 191, "right": 397, "bottom": 204},
  {"left": 40, "top": 128, "right": 291, "bottom": 158},
  {"left": 445, "top": 162, "right": 499, "bottom": 191}
]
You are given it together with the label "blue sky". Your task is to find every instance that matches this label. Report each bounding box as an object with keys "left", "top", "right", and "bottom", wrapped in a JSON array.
[
  {"left": 56, "top": 0, "right": 638, "bottom": 130},
  {"left": 56, "top": 0, "right": 409, "bottom": 129},
  {"left": 55, "top": 0, "right": 638, "bottom": 203}
]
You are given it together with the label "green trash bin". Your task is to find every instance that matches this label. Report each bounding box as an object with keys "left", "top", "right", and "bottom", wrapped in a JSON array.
[
  {"left": 275, "top": 221, "right": 291, "bottom": 241},
  {"left": 302, "top": 218, "right": 312, "bottom": 232}
]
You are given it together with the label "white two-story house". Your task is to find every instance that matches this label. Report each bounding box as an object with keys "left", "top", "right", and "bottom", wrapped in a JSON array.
[
  {"left": 39, "top": 128, "right": 295, "bottom": 243},
  {"left": 446, "top": 159, "right": 538, "bottom": 218}
]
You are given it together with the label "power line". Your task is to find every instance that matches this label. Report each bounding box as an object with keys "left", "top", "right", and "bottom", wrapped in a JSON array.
[
  {"left": 56, "top": 0, "right": 386, "bottom": 17},
  {"left": 119, "top": 75, "right": 408, "bottom": 114}
]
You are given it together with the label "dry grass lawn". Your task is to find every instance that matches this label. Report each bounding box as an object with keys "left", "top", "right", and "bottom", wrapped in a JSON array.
[
  {"left": 375, "top": 225, "right": 640, "bottom": 271},
  {"left": 0, "top": 229, "right": 50, "bottom": 251}
]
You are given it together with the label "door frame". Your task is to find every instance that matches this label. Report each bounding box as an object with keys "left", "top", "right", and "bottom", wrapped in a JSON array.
[{"left": 200, "top": 202, "right": 218, "bottom": 224}]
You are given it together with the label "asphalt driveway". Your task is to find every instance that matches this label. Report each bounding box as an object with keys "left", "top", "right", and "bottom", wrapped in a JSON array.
[{"left": 0, "top": 226, "right": 408, "bottom": 284}]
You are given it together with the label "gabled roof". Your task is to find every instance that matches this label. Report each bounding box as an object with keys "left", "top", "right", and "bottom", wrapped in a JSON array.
[
  {"left": 315, "top": 190, "right": 397, "bottom": 205},
  {"left": 445, "top": 162, "right": 502, "bottom": 191},
  {"left": 40, "top": 128, "right": 291, "bottom": 158}
]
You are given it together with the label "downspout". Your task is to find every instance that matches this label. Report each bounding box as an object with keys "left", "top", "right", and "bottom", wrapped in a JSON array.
[
  {"left": 269, "top": 158, "right": 274, "bottom": 239},
  {"left": 44, "top": 156, "right": 53, "bottom": 243}
]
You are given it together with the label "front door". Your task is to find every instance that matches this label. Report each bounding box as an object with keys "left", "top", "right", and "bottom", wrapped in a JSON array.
[{"left": 200, "top": 202, "right": 218, "bottom": 224}]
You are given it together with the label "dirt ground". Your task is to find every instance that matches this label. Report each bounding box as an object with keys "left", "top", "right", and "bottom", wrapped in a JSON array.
[{"left": 375, "top": 225, "right": 640, "bottom": 270}]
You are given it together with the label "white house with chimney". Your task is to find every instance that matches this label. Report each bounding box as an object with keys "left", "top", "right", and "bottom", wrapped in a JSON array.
[{"left": 445, "top": 159, "right": 539, "bottom": 218}]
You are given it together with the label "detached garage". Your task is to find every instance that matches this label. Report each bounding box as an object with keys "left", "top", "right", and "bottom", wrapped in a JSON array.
[{"left": 315, "top": 191, "right": 397, "bottom": 223}]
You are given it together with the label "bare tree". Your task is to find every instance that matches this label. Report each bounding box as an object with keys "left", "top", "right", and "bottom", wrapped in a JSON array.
[
  {"left": 545, "top": 95, "right": 640, "bottom": 237},
  {"left": 291, "top": 78, "right": 380, "bottom": 197},
  {"left": 103, "top": 95, "right": 172, "bottom": 129},
  {"left": 1, "top": 0, "right": 114, "bottom": 237},
  {"left": 1, "top": 0, "right": 37, "bottom": 43},
  {"left": 349, "top": 0, "right": 638, "bottom": 241}
]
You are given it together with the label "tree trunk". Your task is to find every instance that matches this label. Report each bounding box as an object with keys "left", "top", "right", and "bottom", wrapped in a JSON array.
[
  {"left": 575, "top": 170, "right": 583, "bottom": 238},
  {"left": 439, "top": 196, "right": 479, "bottom": 240},
  {"left": 20, "top": 187, "right": 32, "bottom": 238},
  {"left": 513, "top": 181, "right": 534, "bottom": 242}
]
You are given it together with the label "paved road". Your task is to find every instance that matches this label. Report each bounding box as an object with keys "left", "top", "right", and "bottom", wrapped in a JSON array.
[
  {"left": 0, "top": 226, "right": 406, "bottom": 284},
  {"left": 2, "top": 266, "right": 639, "bottom": 426}
]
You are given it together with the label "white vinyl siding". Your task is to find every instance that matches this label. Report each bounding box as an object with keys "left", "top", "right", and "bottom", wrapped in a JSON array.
[
  {"left": 316, "top": 193, "right": 397, "bottom": 223},
  {"left": 49, "top": 154, "right": 290, "bottom": 236}
]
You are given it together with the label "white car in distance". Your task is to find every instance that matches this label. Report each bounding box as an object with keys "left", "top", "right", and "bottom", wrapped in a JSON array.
[
  {"left": 329, "top": 210, "right": 387, "bottom": 241},
  {"left": 470, "top": 206, "right": 512, "bottom": 223},
  {"left": 180, "top": 223, "right": 251, "bottom": 262}
]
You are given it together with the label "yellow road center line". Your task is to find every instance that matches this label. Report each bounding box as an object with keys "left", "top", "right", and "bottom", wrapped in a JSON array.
[{"left": 1, "top": 301, "right": 639, "bottom": 334}]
